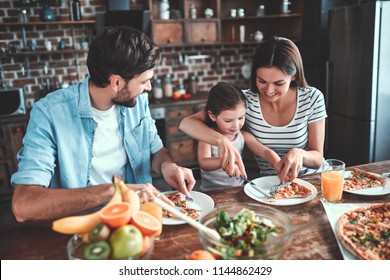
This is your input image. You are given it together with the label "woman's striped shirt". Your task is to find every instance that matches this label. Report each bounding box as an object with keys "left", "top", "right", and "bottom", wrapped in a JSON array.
[{"left": 243, "top": 87, "right": 327, "bottom": 176}]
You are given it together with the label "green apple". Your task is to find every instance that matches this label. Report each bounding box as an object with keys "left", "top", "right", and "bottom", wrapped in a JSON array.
[{"left": 109, "top": 224, "right": 143, "bottom": 260}]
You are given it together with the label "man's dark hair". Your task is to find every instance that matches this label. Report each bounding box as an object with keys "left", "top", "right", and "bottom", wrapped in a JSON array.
[{"left": 87, "top": 26, "right": 161, "bottom": 88}]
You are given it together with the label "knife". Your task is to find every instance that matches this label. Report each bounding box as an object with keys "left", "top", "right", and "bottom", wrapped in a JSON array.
[
  {"left": 298, "top": 172, "right": 322, "bottom": 180},
  {"left": 242, "top": 177, "right": 272, "bottom": 198}
]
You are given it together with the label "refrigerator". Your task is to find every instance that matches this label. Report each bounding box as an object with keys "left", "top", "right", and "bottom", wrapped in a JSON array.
[{"left": 326, "top": 0, "right": 390, "bottom": 166}]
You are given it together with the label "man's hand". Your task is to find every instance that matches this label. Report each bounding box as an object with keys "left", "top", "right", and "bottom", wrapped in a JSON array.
[
  {"left": 129, "top": 183, "right": 174, "bottom": 206},
  {"left": 161, "top": 162, "right": 196, "bottom": 197}
]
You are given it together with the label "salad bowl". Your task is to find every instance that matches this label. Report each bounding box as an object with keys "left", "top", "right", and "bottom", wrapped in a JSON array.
[{"left": 198, "top": 203, "right": 293, "bottom": 259}]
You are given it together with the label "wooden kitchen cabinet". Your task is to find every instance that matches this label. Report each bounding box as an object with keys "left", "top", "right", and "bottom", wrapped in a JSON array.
[
  {"left": 0, "top": 115, "right": 28, "bottom": 199},
  {"left": 148, "top": 0, "right": 304, "bottom": 46},
  {"left": 152, "top": 20, "right": 185, "bottom": 45},
  {"left": 165, "top": 105, "right": 196, "bottom": 165},
  {"left": 186, "top": 19, "right": 219, "bottom": 44},
  {"left": 149, "top": 0, "right": 220, "bottom": 46},
  {"left": 150, "top": 94, "right": 207, "bottom": 167}
]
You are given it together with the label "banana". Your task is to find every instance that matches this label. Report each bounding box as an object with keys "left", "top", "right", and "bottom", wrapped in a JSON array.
[
  {"left": 117, "top": 177, "right": 140, "bottom": 214},
  {"left": 52, "top": 212, "right": 101, "bottom": 235},
  {"left": 52, "top": 180, "right": 123, "bottom": 234}
]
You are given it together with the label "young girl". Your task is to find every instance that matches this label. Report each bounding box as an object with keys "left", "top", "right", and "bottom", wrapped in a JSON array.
[{"left": 198, "top": 82, "right": 280, "bottom": 191}]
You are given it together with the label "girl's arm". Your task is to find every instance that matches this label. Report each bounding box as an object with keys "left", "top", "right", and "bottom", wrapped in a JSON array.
[
  {"left": 242, "top": 131, "right": 281, "bottom": 172},
  {"left": 179, "top": 110, "right": 246, "bottom": 178},
  {"left": 197, "top": 141, "right": 223, "bottom": 171}
]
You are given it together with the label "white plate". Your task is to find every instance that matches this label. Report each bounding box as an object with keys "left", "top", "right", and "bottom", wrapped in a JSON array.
[
  {"left": 343, "top": 171, "right": 390, "bottom": 196},
  {"left": 161, "top": 191, "right": 214, "bottom": 225},
  {"left": 321, "top": 202, "right": 377, "bottom": 260},
  {"left": 244, "top": 176, "right": 317, "bottom": 206}
]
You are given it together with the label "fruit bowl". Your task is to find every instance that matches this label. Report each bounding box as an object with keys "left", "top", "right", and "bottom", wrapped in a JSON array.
[
  {"left": 67, "top": 233, "right": 154, "bottom": 260},
  {"left": 198, "top": 203, "right": 293, "bottom": 260}
]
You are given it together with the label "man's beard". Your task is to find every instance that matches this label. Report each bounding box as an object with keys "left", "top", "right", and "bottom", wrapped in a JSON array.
[
  {"left": 112, "top": 87, "right": 137, "bottom": 108},
  {"left": 113, "top": 98, "right": 137, "bottom": 108}
]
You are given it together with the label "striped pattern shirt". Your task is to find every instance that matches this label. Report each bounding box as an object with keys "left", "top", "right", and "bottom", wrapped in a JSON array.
[{"left": 243, "top": 87, "right": 327, "bottom": 176}]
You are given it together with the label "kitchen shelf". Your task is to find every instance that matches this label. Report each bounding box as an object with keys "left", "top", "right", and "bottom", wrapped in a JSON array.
[
  {"left": 0, "top": 20, "right": 95, "bottom": 27},
  {"left": 1, "top": 49, "right": 88, "bottom": 57},
  {"left": 1, "top": 19, "right": 94, "bottom": 80},
  {"left": 220, "top": 13, "right": 302, "bottom": 21}
]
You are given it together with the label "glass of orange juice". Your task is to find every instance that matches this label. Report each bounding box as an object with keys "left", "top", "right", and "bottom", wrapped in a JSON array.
[
  {"left": 140, "top": 202, "right": 163, "bottom": 239},
  {"left": 321, "top": 159, "right": 345, "bottom": 203}
]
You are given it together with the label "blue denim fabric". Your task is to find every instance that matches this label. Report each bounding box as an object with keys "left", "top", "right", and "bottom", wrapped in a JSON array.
[{"left": 11, "top": 78, "right": 163, "bottom": 189}]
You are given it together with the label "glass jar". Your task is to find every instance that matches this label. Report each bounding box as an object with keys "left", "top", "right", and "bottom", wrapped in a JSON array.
[
  {"left": 153, "top": 79, "right": 163, "bottom": 100},
  {"left": 257, "top": 5, "right": 265, "bottom": 16},
  {"left": 163, "top": 74, "right": 173, "bottom": 98},
  {"left": 160, "top": 0, "right": 170, "bottom": 20},
  {"left": 190, "top": 3, "right": 197, "bottom": 19},
  {"left": 187, "top": 76, "right": 198, "bottom": 95}
]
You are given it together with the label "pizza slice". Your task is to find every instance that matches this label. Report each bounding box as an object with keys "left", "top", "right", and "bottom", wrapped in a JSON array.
[
  {"left": 271, "top": 182, "right": 312, "bottom": 200},
  {"left": 165, "top": 192, "right": 186, "bottom": 207},
  {"left": 162, "top": 208, "right": 201, "bottom": 220},
  {"left": 337, "top": 202, "right": 390, "bottom": 260},
  {"left": 344, "top": 168, "right": 386, "bottom": 191},
  {"left": 162, "top": 192, "right": 201, "bottom": 220}
]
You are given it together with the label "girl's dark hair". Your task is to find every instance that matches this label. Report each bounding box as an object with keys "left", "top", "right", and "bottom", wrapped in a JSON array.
[
  {"left": 87, "top": 26, "right": 161, "bottom": 88},
  {"left": 250, "top": 36, "right": 308, "bottom": 92},
  {"left": 204, "top": 82, "right": 246, "bottom": 127}
]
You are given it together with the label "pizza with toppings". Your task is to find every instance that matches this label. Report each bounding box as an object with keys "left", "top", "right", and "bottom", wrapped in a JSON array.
[
  {"left": 270, "top": 182, "right": 312, "bottom": 200},
  {"left": 165, "top": 192, "right": 186, "bottom": 207},
  {"left": 344, "top": 168, "right": 386, "bottom": 191},
  {"left": 162, "top": 192, "right": 200, "bottom": 220},
  {"left": 337, "top": 202, "right": 390, "bottom": 260},
  {"left": 163, "top": 208, "right": 201, "bottom": 220}
]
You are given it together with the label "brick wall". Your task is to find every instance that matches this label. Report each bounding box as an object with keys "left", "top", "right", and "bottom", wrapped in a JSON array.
[{"left": 1, "top": 0, "right": 255, "bottom": 104}]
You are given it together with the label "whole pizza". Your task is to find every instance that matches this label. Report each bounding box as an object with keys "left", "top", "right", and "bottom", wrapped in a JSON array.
[
  {"left": 337, "top": 202, "right": 390, "bottom": 260},
  {"left": 344, "top": 168, "right": 386, "bottom": 191}
]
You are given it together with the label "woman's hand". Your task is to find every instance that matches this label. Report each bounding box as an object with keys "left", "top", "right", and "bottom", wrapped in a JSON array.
[
  {"left": 277, "top": 148, "right": 303, "bottom": 182},
  {"left": 217, "top": 137, "right": 246, "bottom": 178}
]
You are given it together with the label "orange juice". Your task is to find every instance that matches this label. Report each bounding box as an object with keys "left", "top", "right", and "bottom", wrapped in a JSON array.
[
  {"left": 140, "top": 202, "right": 163, "bottom": 237},
  {"left": 321, "top": 171, "right": 344, "bottom": 202}
]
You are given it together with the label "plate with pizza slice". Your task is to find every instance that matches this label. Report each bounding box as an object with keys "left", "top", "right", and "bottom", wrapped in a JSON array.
[
  {"left": 244, "top": 176, "right": 317, "bottom": 206},
  {"left": 161, "top": 190, "right": 214, "bottom": 225},
  {"left": 343, "top": 167, "right": 390, "bottom": 196}
]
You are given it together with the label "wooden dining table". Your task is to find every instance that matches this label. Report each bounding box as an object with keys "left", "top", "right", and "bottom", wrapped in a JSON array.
[{"left": 1, "top": 160, "right": 389, "bottom": 260}]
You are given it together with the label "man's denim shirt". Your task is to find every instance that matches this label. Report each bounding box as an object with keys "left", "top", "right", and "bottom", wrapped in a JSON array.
[{"left": 11, "top": 78, "right": 163, "bottom": 189}]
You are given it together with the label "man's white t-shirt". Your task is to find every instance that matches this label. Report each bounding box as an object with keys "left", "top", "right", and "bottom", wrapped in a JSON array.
[{"left": 90, "top": 105, "right": 127, "bottom": 185}]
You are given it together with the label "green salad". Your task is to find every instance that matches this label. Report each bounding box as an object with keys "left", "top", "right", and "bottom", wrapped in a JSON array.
[{"left": 213, "top": 208, "right": 282, "bottom": 259}]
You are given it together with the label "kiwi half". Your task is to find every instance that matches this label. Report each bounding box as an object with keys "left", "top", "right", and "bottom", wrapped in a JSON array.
[
  {"left": 83, "top": 240, "right": 111, "bottom": 260},
  {"left": 88, "top": 222, "right": 110, "bottom": 242}
]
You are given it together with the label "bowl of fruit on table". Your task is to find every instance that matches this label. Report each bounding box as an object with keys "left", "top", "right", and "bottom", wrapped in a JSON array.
[
  {"left": 52, "top": 176, "right": 162, "bottom": 260},
  {"left": 67, "top": 221, "right": 154, "bottom": 260}
]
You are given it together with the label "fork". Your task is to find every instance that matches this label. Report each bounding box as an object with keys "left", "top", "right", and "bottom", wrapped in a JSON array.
[
  {"left": 380, "top": 172, "right": 390, "bottom": 180},
  {"left": 185, "top": 196, "right": 195, "bottom": 209},
  {"left": 269, "top": 182, "right": 289, "bottom": 196}
]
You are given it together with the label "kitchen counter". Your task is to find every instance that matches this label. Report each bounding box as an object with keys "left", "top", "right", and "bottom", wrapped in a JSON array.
[{"left": 149, "top": 91, "right": 208, "bottom": 108}]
